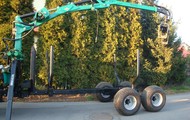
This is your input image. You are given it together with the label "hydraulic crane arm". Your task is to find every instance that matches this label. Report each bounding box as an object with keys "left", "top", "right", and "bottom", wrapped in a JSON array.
[
  {"left": 20, "top": 0, "right": 170, "bottom": 19},
  {"left": 11, "top": 0, "right": 171, "bottom": 53}
]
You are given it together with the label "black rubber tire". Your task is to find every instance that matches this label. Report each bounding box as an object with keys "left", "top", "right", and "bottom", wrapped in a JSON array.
[
  {"left": 141, "top": 85, "right": 166, "bottom": 112},
  {"left": 95, "top": 82, "right": 114, "bottom": 102},
  {"left": 119, "top": 81, "right": 132, "bottom": 88},
  {"left": 114, "top": 87, "right": 141, "bottom": 116}
]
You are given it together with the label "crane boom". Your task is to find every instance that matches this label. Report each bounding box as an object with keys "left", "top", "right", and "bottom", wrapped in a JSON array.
[{"left": 12, "top": 0, "right": 170, "bottom": 52}]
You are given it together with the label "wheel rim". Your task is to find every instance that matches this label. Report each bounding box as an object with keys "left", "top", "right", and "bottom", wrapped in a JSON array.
[
  {"left": 151, "top": 93, "right": 163, "bottom": 107},
  {"left": 123, "top": 95, "right": 137, "bottom": 110},
  {"left": 100, "top": 87, "right": 110, "bottom": 98},
  {"left": 100, "top": 93, "right": 110, "bottom": 98}
]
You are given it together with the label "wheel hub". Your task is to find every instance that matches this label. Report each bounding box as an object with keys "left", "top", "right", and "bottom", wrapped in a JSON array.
[
  {"left": 124, "top": 95, "right": 137, "bottom": 110},
  {"left": 151, "top": 93, "right": 163, "bottom": 107}
]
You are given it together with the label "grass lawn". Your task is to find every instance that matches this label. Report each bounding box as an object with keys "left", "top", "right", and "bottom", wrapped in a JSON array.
[{"left": 165, "top": 77, "right": 190, "bottom": 94}]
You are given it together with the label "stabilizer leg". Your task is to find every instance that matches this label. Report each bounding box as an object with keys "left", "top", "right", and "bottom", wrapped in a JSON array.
[
  {"left": 30, "top": 46, "right": 36, "bottom": 91},
  {"left": 5, "top": 60, "right": 17, "bottom": 120},
  {"left": 47, "top": 46, "right": 54, "bottom": 96}
]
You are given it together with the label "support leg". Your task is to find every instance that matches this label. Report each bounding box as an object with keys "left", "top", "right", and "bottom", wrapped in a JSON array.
[
  {"left": 5, "top": 60, "right": 17, "bottom": 120},
  {"left": 30, "top": 46, "right": 36, "bottom": 91},
  {"left": 48, "top": 46, "right": 54, "bottom": 96}
]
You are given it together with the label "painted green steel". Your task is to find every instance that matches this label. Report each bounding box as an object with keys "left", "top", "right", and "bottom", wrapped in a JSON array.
[
  {"left": 14, "top": 16, "right": 32, "bottom": 51},
  {"left": 14, "top": 0, "right": 158, "bottom": 53},
  {"left": 112, "top": 1, "right": 157, "bottom": 11},
  {"left": 2, "top": 71, "right": 10, "bottom": 85}
]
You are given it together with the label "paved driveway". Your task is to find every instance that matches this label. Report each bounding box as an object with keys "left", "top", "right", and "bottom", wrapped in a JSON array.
[{"left": 0, "top": 92, "right": 190, "bottom": 120}]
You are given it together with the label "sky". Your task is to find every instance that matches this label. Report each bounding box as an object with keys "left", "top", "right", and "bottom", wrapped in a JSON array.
[{"left": 158, "top": 0, "right": 190, "bottom": 45}]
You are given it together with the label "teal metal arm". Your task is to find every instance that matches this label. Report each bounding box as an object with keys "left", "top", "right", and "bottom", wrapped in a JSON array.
[{"left": 13, "top": 0, "right": 169, "bottom": 58}]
